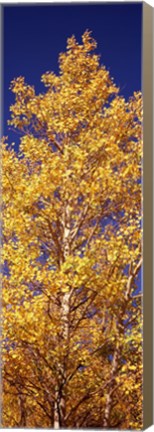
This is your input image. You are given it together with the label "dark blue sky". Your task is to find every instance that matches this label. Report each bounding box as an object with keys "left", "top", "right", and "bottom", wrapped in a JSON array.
[{"left": 3, "top": 3, "right": 142, "bottom": 142}]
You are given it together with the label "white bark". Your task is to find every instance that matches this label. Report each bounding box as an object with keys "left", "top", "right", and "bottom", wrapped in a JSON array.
[{"left": 53, "top": 205, "right": 71, "bottom": 428}]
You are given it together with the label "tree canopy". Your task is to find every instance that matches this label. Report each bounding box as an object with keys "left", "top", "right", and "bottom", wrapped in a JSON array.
[{"left": 2, "top": 31, "right": 142, "bottom": 429}]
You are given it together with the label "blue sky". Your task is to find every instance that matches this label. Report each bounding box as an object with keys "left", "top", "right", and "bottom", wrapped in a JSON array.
[{"left": 3, "top": 3, "right": 142, "bottom": 144}]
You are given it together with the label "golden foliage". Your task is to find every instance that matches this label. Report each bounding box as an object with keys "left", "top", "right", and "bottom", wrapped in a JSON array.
[{"left": 2, "top": 31, "right": 142, "bottom": 429}]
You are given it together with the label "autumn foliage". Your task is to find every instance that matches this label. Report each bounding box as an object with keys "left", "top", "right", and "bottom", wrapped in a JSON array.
[{"left": 2, "top": 31, "right": 142, "bottom": 429}]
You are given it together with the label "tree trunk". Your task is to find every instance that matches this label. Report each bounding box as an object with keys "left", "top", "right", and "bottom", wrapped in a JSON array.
[
  {"left": 103, "top": 346, "right": 119, "bottom": 428},
  {"left": 53, "top": 205, "right": 71, "bottom": 428}
]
